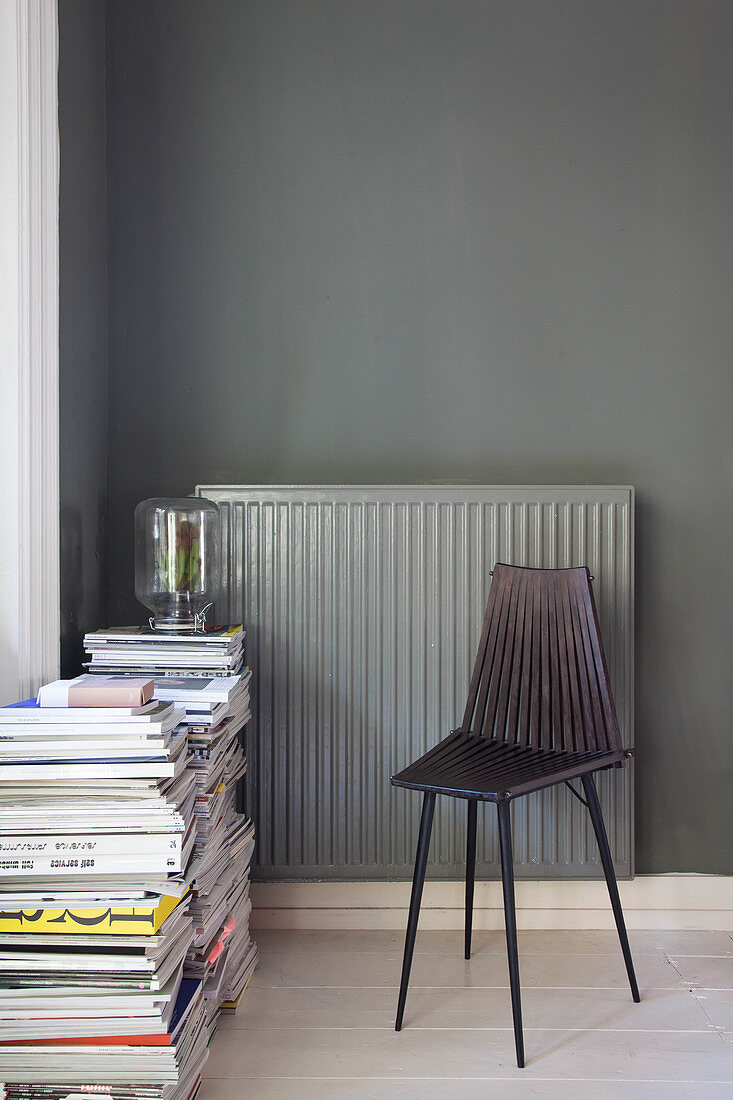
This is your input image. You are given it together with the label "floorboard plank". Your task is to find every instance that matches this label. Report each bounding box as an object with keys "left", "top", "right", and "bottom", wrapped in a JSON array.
[
  {"left": 197, "top": 1079, "right": 733, "bottom": 1100},
  {"left": 219, "top": 985, "right": 709, "bottom": 1032}
]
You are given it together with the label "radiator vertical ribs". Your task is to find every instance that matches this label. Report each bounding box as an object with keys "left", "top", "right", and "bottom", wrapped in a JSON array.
[{"left": 198, "top": 486, "right": 634, "bottom": 881}]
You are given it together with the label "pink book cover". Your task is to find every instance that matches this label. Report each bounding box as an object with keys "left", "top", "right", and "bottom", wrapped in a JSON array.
[{"left": 38, "top": 676, "right": 155, "bottom": 708}]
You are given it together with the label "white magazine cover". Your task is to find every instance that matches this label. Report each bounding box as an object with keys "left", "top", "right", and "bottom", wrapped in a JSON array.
[{"left": 152, "top": 671, "right": 251, "bottom": 705}]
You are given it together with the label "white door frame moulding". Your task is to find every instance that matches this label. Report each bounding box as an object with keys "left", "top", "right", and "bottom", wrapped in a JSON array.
[
  {"left": 250, "top": 876, "right": 733, "bottom": 932},
  {"left": 0, "top": 0, "right": 59, "bottom": 704}
]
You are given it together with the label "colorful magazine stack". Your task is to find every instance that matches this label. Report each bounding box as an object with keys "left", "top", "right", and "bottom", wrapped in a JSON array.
[
  {"left": 0, "top": 690, "right": 207, "bottom": 1099},
  {"left": 83, "top": 625, "right": 259, "bottom": 1021}
]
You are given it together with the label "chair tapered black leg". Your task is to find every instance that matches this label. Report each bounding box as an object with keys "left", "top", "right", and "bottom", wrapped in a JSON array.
[
  {"left": 465, "top": 799, "right": 478, "bottom": 960},
  {"left": 395, "top": 791, "right": 436, "bottom": 1031},
  {"left": 497, "top": 799, "right": 524, "bottom": 1069},
  {"left": 581, "top": 772, "right": 640, "bottom": 1003}
]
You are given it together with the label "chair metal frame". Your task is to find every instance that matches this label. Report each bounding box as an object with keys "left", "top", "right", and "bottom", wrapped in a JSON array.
[{"left": 390, "top": 563, "right": 639, "bottom": 1068}]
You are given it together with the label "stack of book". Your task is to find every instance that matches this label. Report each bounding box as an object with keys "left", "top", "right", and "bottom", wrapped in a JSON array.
[
  {"left": 84, "top": 625, "right": 246, "bottom": 679},
  {"left": 0, "top": 688, "right": 208, "bottom": 1099},
  {"left": 83, "top": 625, "right": 259, "bottom": 1021}
]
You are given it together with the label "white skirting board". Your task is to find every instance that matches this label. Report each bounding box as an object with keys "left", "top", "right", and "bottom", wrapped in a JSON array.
[{"left": 251, "top": 875, "right": 733, "bottom": 931}]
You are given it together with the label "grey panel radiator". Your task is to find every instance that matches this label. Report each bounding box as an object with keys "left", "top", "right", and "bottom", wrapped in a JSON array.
[{"left": 197, "top": 486, "right": 634, "bottom": 881}]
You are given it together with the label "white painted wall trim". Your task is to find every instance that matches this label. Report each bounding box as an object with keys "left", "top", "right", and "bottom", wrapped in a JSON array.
[
  {"left": 251, "top": 876, "right": 733, "bottom": 932},
  {"left": 0, "top": 0, "right": 59, "bottom": 704}
]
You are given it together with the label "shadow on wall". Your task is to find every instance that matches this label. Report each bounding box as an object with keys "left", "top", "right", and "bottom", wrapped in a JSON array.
[
  {"left": 60, "top": 506, "right": 83, "bottom": 677},
  {"left": 60, "top": 503, "right": 108, "bottom": 678}
]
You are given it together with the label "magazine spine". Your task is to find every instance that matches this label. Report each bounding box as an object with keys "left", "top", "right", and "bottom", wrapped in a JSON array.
[
  {"left": 0, "top": 832, "right": 183, "bottom": 858},
  {"left": 0, "top": 851, "right": 183, "bottom": 876},
  {"left": 0, "top": 762, "right": 176, "bottom": 780}
]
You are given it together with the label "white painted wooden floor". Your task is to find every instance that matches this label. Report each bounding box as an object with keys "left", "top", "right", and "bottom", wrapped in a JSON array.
[{"left": 199, "top": 928, "right": 733, "bottom": 1098}]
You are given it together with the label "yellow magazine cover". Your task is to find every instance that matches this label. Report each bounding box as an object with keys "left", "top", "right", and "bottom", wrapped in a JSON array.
[{"left": 0, "top": 890, "right": 185, "bottom": 935}]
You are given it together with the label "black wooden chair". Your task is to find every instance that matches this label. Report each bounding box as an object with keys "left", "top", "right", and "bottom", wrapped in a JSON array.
[{"left": 391, "top": 563, "right": 639, "bottom": 1068}]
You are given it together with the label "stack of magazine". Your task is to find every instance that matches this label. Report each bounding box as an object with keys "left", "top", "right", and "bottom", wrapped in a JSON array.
[
  {"left": 83, "top": 625, "right": 259, "bottom": 1021},
  {"left": 0, "top": 688, "right": 207, "bottom": 1099},
  {"left": 84, "top": 625, "right": 246, "bottom": 679}
]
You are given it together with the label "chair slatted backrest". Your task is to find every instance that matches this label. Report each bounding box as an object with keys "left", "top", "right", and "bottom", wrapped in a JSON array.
[{"left": 460, "top": 564, "right": 623, "bottom": 753}]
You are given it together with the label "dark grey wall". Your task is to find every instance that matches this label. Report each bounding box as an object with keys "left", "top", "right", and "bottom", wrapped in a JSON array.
[
  {"left": 102, "top": 0, "right": 733, "bottom": 874},
  {"left": 59, "top": 0, "right": 109, "bottom": 676}
]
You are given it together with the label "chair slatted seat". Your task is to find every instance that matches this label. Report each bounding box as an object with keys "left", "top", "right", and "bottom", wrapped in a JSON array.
[
  {"left": 391, "top": 564, "right": 639, "bottom": 1068},
  {"left": 394, "top": 733, "right": 627, "bottom": 800}
]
